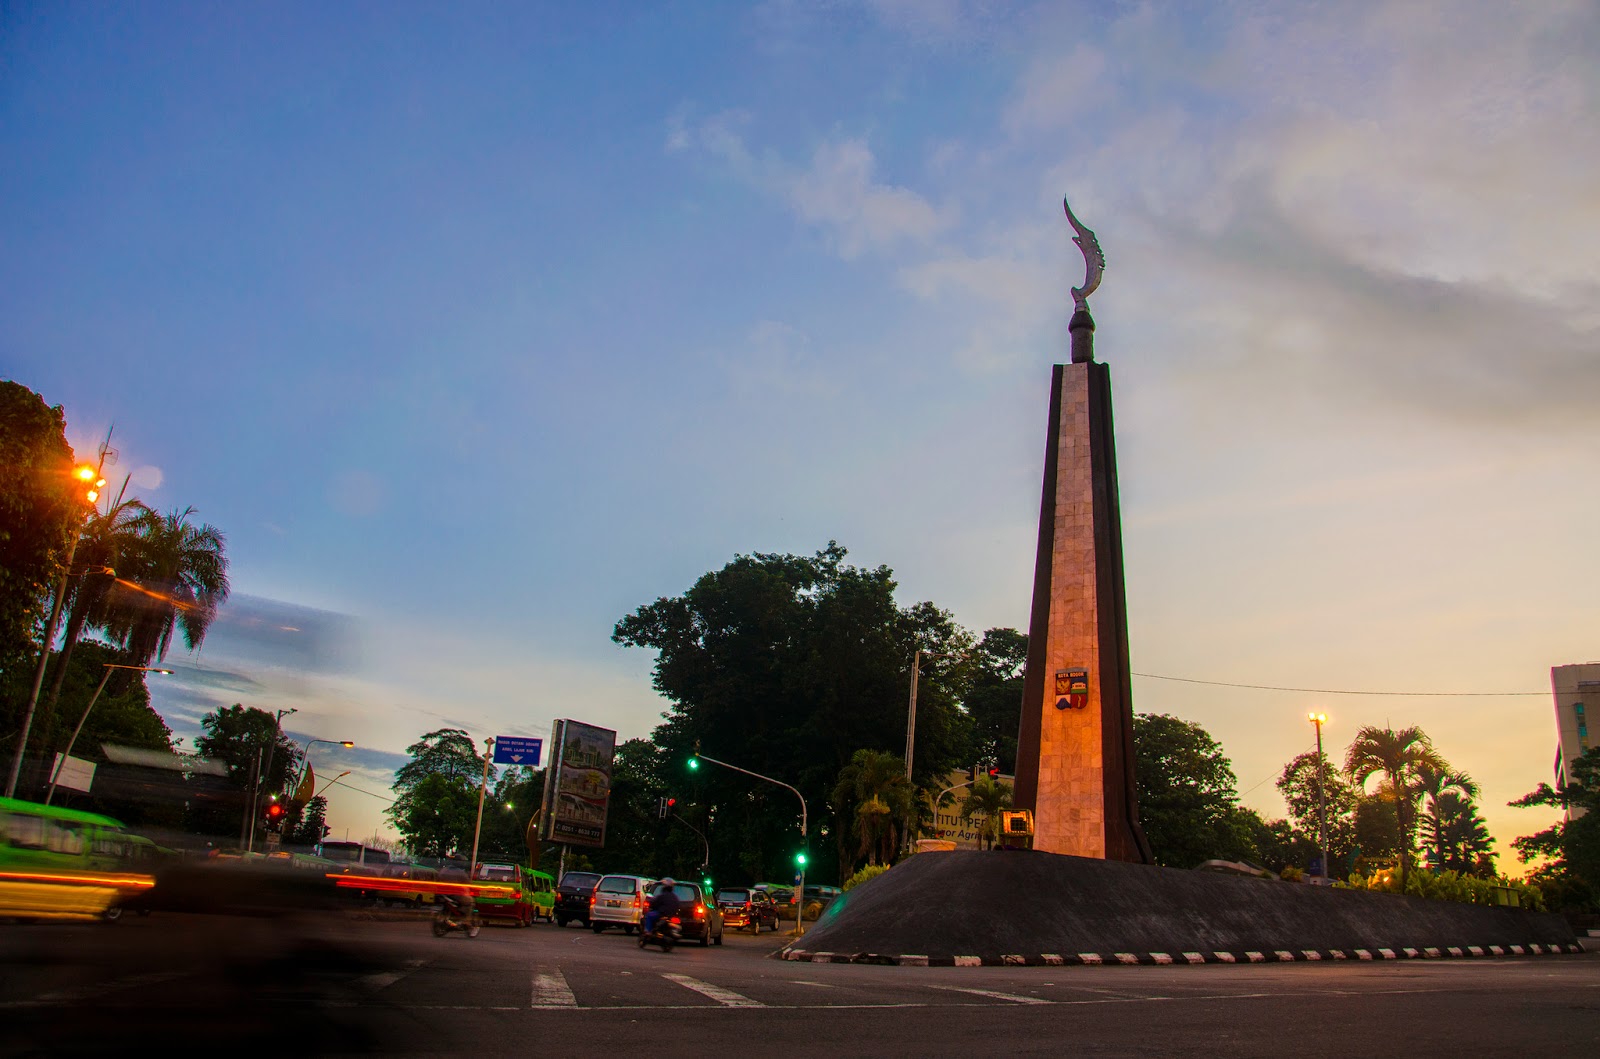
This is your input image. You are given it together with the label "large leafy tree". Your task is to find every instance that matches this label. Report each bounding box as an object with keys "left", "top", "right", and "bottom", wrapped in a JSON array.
[
  {"left": 0, "top": 382, "right": 80, "bottom": 676},
  {"left": 613, "top": 543, "right": 972, "bottom": 885},
  {"left": 1509, "top": 746, "right": 1600, "bottom": 912},
  {"left": 388, "top": 728, "right": 492, "bottom": 858},
  {"left": 1343, "top": 725, "right": 1445, "bottom": 892},
  {"left": 1133, "top": 712, "right": 1257, "bottom": 868},
  {"left": 1277, "top": 750, "right": 1362, "bottom": 875},
  {"left": 833, "top": 748, "right": 917, "bottom": 869},
  {"left": 190, "top": 704, "right": 302, "bottom": 839},
  {"left": 962, "top": 628, "right": 1027, "bottom": 773}
]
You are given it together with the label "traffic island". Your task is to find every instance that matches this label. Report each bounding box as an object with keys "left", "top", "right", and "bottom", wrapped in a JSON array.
[{"left": 778, "top": 850, "right": 1582, "bottom": 967}]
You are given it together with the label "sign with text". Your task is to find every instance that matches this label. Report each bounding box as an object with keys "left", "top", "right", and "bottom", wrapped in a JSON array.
[
  {"left": 538, "top": 720, "right": 616, "bottom": 848},
  {"left": 493, "top": 736, "right": 543, "bottom": 767}
]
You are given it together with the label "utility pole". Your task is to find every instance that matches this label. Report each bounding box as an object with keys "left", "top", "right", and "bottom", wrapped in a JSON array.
[
  {"left": 1309, "top": 712, "right": 1329, "bottom": 881},
  {"left": 469, "top": 737, "right": 494, "bottom": 874}
]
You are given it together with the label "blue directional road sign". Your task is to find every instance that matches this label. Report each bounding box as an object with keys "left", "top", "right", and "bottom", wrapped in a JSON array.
[{"left": 493, "top": 736, "right": 543, "bottom": 766}]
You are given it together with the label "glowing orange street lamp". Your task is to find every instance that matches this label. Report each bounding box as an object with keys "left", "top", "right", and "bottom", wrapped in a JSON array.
[{"left": 5, "top": 463, "right": 112, "bottom": 798}]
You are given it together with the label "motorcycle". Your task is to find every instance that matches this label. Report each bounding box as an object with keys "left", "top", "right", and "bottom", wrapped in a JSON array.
[
  {"left": 432, "top": 895, "right": 482, "bottom": 938},
  {"left": 637, "top": 915, "right": 682, "bottom": 952}
]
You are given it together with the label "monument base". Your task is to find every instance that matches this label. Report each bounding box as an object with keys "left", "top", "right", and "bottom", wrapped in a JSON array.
[{"left": 781, "top": 851, "right": 1578, "bottom": 966}]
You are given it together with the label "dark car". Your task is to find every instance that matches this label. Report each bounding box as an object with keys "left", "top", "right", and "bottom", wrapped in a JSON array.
[
  {"left": 714, "top": 886, "right": 778, "bottom": 933},
  {"left": 652, "top": 881, "right": 723, "bottom": 946},
  {"left": 554, "top": 870, "right": 602, "bottom": 927}
]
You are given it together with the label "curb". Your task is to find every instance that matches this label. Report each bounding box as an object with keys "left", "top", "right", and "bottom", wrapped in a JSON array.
[{"left": 778, "top": 942, "right": 1588, "bottom": 966}]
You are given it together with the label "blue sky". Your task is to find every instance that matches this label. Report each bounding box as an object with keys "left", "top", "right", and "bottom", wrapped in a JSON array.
[{"left": 5, "top": 1, "right": 1597, "bottom": 862}]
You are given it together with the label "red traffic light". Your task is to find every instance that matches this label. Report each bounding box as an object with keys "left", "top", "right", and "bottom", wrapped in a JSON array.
[
  {"left": 666, "top": 797, "right": 676, "bottom": 808},
  {"left": 987, "top": 768, "right": 1000, "bottom": 778},
  {"left": 266, "top": 802, "right": 284, "bottom": 818}
]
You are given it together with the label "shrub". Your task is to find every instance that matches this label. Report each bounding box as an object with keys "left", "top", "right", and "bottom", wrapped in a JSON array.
[
  {"left": 1337, "top": 868, "right": 1544, "bottom": 912},
  {"left": 843, "top": 864, "right": 889, "bottom": 892}
]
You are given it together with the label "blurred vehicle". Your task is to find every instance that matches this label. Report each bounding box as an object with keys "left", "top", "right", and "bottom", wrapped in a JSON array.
[
  {"left": 589, "top": 874, "right": 653, "bottom": 933},
  {"left": 637, "top": 912, "right": 682, "bottom": 952},
  {"left": 317, "top": 840, "right": 391, "bottom": 903},
  {"left": 554, "top": 870, "right": 601, "bottom": 927},
  {"left": 0, "top": 797, "right": 154, "bottom": 921},
  {"left": 767, "top": 883, "right": 839, "bottom": 921},
  {"left": 715, "top": 886, "right": 779, "bottom": 933},
  {"left": 654, "top": 880, "right": 723, "bottom": 946},
  {"left": 380, "top": 862, "right": 441, "bottom": 906},
  {"left": 432, "top": 891, "right": 480, "bottom": 938},
  {"left": 471, "top": 862, "right": 536, "bottom": 927}
]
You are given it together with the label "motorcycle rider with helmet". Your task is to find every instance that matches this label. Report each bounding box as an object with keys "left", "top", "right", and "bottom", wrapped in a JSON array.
[{"left": 642, "top": 877, "right": 681, "bottom": 938}]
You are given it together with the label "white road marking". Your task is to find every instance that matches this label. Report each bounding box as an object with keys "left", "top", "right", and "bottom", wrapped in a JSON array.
[
  {"left": 930, "top": 985, "right": 1051, "bottom": 1005},
  {"left": 532, "top": 970, "right": 577, "bottom": 1007},
  {"left": 662, "top": 973, "right": 766, "bottom": 1007},
  {"left": 789, "top": 980, "right": 836, "bottom": 988}
]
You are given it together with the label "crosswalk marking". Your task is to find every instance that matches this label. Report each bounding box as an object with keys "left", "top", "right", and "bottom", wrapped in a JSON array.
[
  {"left": 662, "top": 973, "right": 765, "bottom": 1007},
  {"left": 930, "top": 985, "right": 1051, "bottom": 1005},
  {"left": 532, "top": 970, "right": 578, "bottom": 1007}
]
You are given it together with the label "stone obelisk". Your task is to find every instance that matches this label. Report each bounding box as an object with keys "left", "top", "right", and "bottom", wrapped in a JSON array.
[{"left": 1011, "top": 199, "right": 1152, "bottom": 864}]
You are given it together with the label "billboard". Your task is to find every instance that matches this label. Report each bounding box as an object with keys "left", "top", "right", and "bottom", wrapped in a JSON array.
[{"left": 539, "top": 719, "right": 616, "bottom": 847}]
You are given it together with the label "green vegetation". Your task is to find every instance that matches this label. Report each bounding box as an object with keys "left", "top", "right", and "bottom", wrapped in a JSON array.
[
  {"left": 842, "top": 864, "right": 889, "bottom": 892},
  {"left": 958, "top": 775, "right": 1012, "bottom": 852},
  {"left": 1509, "top": 746, "right": 1600, "bottom": 913}
]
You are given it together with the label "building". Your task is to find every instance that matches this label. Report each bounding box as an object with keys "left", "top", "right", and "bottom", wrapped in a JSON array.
[{"left": 1551, "top": 662, "right": 1600, "bottom": 820}]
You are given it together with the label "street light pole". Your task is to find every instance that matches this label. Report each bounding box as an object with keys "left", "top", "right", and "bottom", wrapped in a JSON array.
[
  {"left": 904, "top": 650, "right": 964, "bottom": 783},
  {"left": 691, "top": 750, "right": 807, "bottom": 933},
  {"left": 5, "top": 464, "right": 106, "bottom": 799},
  {"left": 469, "top": 737, "right": 494, "bottom": 874},
  {"left": 291, "top": 738, "right": 355, "bottom": 800},
  {"left": 1309, "top": 711, "right": 1329, "bottom": 881},
  {"left": 44, "top": 663, "right": 171, "bottom": 805}
]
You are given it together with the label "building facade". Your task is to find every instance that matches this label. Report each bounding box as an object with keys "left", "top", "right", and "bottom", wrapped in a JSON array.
[{"left": 1551, "top": 662, "right": 1599, "bottom": 820}]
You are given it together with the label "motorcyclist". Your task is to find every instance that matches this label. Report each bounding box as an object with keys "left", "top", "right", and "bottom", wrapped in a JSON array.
[
  {"left": 440, "top": 888, "right": 475, "bottom": 927},
  {"left": 642, "top": 878, "right": 681, "bottom": 936}
]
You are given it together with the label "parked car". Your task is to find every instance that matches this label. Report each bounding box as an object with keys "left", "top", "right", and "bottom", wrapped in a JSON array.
[
  {"left": 471, "top": 862, "right": 537, "bottom": 927},
  {"left": 714, "top": 886, "right": 779, "bottom": 933},
  {"left": 554, "top": 870, "right": 602, "bottom": 927},
  {"left": 654, "top": 880, "right": 723, "bottom": 946},
  {"left": 589, "top": 874, "right": 654, "bottom": 933}
]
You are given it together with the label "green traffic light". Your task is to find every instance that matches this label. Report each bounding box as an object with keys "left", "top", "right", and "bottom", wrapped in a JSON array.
[
  {"left": 687, "top": 757, "right": 699, "bottom": 771},
  {"left": 794, "top": 851, "right": 808, "bottom": 867}
]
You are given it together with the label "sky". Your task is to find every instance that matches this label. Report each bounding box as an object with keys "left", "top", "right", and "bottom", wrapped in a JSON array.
[{"left": 3, "top": 0, "right": 1597, "bottom": 865}]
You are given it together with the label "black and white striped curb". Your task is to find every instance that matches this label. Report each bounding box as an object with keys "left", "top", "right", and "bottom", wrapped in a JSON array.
[{"left": 779, "top": 942, "right": 1586, "bottom": 966}]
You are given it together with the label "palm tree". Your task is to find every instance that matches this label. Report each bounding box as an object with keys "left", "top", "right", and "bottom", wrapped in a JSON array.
[
  {"left": 102, "top": 507, "right": 230, "bottom": 668},
  {"left": 833, "top": 749, "right": 915, "bottom": 868},
  {"left": 1420, "top": 791, "right": 1495, "bottom": 874},
  {"left": 1413, "top": 765, "right": 1478, "bottom": 871},
  {"left": 959, "top": 776, "right": 1012, "bottom": 850},
  {"left": 39, "top": 492, "right": 156, "bottom": 716},
  {"left": 1344, "top": 725, "right": 1445, "bottom": 892}
]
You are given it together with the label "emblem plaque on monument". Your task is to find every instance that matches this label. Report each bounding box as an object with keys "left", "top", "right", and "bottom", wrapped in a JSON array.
[{"left": 1011, "top": 197, "right": 1153, "bottom": 863}]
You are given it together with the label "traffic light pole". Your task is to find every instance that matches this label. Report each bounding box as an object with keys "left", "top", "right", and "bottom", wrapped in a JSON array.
[{"left": 691, "top": 750, "right": 808, "bottom": 934}]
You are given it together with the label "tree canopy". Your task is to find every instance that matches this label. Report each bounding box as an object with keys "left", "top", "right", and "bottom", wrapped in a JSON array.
[
  {"left": 0, "top": 381, "right": 80, "bottom": 675},
  {"left": 1510, "top": 746, "right": 1600, "bottom": 912},
  {"left": 1133, "top": 712, "right": 1257, "bottom": 869},
  {"left": 613, "top": 542, "right": 973, "bottom": 884}
]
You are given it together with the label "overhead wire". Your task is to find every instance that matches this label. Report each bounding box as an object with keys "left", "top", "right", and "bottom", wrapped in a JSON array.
[{"left": 1131, "top": 672, "right": 1546, "bottom": 696}]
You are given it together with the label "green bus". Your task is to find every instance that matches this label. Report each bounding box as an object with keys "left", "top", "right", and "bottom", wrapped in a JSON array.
[{"left": 0, "top": 796, "right": 155, "bottom": 920}]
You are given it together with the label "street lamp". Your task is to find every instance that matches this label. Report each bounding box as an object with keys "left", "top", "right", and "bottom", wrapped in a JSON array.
[
  {"left": 44, "top": 663, "right": 172, "bottom": 805},
  {"left": 5, "top": 464, "right": 108, "bottom": 799},
  {"left": 689, "top": 749, "right": 808, "bottom": 934},
  {"left": 291, "top": 738, "right": 355, "bottom": 799},
  {"left": 1308, "top": 712, "right": 1329, "bottom": 881}
]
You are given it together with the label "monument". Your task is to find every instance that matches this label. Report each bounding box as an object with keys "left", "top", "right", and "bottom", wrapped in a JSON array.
[{"left": 1011, "top": 198, "right": 1152, "bottom": 863}]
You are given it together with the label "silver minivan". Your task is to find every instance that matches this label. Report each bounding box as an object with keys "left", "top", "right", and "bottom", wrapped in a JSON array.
[{"left": 589, "top": 874, "right": 654, "bottom": 933}]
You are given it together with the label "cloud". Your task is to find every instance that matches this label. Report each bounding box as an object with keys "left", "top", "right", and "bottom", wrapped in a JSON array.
[
  {"left": 1004, "top": 46, "right": 1109, "bottom": 134},
  {"left": 130, "top": 464, "right": 164, "bottom": 489},
  {"left": 671, "top": 111, "right": 952, "bottom": 258}
]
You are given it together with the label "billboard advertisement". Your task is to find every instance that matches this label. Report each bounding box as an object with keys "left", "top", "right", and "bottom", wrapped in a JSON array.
[{"left": 539, "top": 719, "right": 616, "bottom": 847}]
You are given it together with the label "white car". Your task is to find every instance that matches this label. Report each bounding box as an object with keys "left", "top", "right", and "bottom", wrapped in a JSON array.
[{"left": 588, "top": 874, "right": 654, "bottom": 933}]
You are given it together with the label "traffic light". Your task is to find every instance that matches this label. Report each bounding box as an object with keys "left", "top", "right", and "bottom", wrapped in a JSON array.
[
  {"left": 701, "top": 875, "right": 712, "bottom": 891},
  {"left": 658, "top": 796, "right": 677, "bottom": 819},
  {"left": 688, "top": 739, "right": 701, "bottom": 770},
  {"left": 265, "top": 798, "right": 285, "bottom": 832},
  {"left": 987, "top": 767, "right": 1001, "bottom": 779},
  {"left": 794, "top": 850, "right": 808, "bottom": 868}
]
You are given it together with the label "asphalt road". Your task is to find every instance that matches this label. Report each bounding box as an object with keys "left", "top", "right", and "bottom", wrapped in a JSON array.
[{"left": 3, "top": 912, "right": 1597, "bottom": 1056}]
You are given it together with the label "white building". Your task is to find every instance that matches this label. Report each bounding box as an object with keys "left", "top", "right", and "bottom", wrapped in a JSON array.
[{"left": 1551, "top": 662, "right": 1599, "bottom": 820}]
